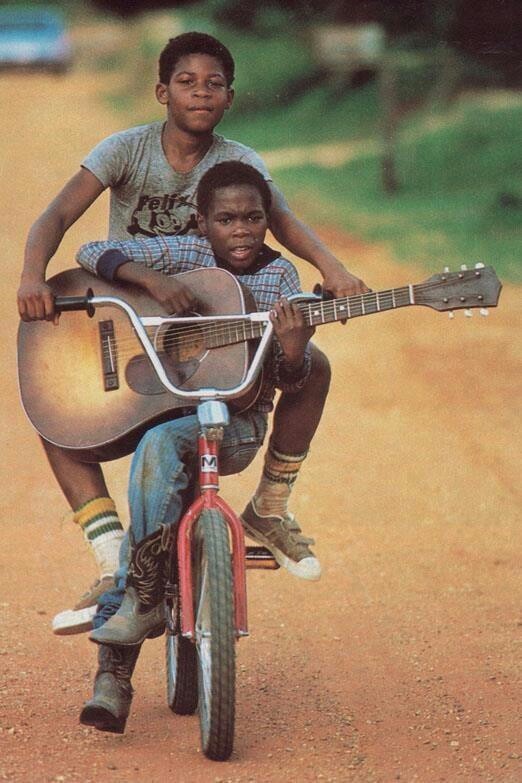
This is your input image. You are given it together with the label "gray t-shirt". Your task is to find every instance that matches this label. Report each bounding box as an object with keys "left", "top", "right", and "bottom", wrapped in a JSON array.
[{"left": 81, "top": 121, "right": 272, "bottom": 240}]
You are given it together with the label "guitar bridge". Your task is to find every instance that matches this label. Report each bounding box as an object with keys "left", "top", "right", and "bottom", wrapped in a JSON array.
[{"left": 99, "top": 320, "right": 119, "bottom": 391}]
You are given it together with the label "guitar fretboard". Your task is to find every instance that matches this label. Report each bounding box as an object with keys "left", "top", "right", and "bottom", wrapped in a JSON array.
[
  {"left": 201, "top": 285, "right": 415, "bottom": 349},
  {"left": 300, "top": 286, "right": 413, "bottom": 326}
]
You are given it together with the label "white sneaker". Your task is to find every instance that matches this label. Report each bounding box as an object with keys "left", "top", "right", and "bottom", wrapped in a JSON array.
[
  {"left": 241, "top": 500, "right": 321, "bottom": 581},
  {"left": 52, "top": 605, "right": 97, "bottom": 636}
]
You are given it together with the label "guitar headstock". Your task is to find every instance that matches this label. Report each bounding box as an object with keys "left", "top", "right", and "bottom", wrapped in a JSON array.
[{"left": 414, "top": 264, "right": 502, "bottom": 315}]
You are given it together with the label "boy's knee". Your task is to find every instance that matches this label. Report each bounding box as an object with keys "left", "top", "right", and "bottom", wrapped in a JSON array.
[
  {"left": 310, "top": 344, "right": 331, "bottom": 391},
  {"left": 134, "top": 423, "right": 173, "bottom": 470}
]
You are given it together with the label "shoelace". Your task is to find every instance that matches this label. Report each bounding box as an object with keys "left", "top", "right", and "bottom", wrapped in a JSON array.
[{"left": 279, "top": 515, "right": 316, "bottom": 547}]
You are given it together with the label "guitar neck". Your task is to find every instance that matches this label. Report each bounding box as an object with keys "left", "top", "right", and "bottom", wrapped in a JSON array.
[
  {"left": 202, "top": 284, "right": 415, "bottom": 349},
  {"left": 297, "top": 285, "right": 415, "bottom": 326}
]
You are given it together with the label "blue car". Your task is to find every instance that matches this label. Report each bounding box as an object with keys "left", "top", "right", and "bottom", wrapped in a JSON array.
[{"left": 0, "top": 5, "right": 72, "bottom": 73}]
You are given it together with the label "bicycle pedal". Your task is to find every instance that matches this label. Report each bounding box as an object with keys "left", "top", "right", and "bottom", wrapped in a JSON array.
[{"left": 245, "top": 545, "right": 279, "bottom": 570}]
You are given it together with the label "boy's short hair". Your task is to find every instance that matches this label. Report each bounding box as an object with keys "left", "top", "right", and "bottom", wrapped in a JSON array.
[
  {"left": 197, "top": 161, "right": 272, "bottom": 217},
  {"left": 159, "top": 32, "right": 235, "bottom": 86}
]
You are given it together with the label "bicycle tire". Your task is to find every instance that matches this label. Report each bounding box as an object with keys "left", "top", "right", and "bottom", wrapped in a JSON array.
[
  {"left": 166, "top": 629, "right": 198, "bottom": 715},
  {"left": 194, "top": 508, "right": 236, "bottom": 761}
]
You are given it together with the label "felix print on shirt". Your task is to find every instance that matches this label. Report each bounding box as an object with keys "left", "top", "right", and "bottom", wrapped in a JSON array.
[{"left": 127, "top": 192, "right": 199, "bottom": 237}]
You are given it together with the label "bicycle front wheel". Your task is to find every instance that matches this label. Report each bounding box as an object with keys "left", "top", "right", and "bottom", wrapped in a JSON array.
[
  {"left": 166, "top": 630, "right": 198, "bottom": 715},
  {"left": 194, "top": 508, "right": 236, "bottom": 761}
]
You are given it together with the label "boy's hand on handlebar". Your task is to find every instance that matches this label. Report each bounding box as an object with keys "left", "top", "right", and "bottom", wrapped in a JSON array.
[
  {"left": 145, "top": 273, "right": 197, "bottom": 314},
  {"left": 270, "top": 297, "right": 314, "bottom": 370},
  {"left": 17, "top": 278, "right": 59, "bottom": 324}
]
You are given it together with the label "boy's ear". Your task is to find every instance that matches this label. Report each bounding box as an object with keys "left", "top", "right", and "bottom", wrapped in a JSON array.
[
  {"left": 225, "top": 88, "right": 234, "bottom": 110},
  {"left": 156, "top": 82, "right": 168, "bottom": 105},
  {"left": 197, "top": 212, "right": 208, "bottom": 235}
]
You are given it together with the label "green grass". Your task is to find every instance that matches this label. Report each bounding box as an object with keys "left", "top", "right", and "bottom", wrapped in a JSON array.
[
  {"left": 273, "top": 98, "right": 522, "bottom": 281},
  {"left": 221, "top": 81, "right": 379, "bottom": 149}
]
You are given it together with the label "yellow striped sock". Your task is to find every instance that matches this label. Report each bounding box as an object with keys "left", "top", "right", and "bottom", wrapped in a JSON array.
[
  {"left": 254, "top": 444, "right": 308, "bottom": 516},
  {"left": 73, "top": 497, "right": 124, "bottom": 577}
]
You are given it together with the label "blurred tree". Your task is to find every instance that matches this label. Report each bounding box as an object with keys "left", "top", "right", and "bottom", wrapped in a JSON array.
[
  {"left": 90, "top": 0, "right": 195, "bottom": 17},
  {"left": 450, "top": 0, "right": 521, "bottom": 86},
  {"left": 89, "top": 0, "right": 521, "bottom": 84}
]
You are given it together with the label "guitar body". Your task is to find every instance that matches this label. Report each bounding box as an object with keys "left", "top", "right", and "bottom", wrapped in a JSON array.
[{"left": 17, "top": 267, "right": 259, "bottom": 461}]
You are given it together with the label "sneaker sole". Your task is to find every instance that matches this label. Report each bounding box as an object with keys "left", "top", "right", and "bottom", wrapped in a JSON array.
[
  {"left": 52, "top": 605, "right": 97, "bottom": 636},
  {"left": 242, "top": 520, "right": 321, "bottom": 581}
]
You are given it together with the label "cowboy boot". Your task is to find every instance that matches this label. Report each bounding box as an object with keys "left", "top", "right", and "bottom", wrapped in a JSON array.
[
  {"left": 89, "top": 526, "right": 173, "bottom": 647},
  {"left": 79, "top": 642, "right": 141, "bottom": 734}
]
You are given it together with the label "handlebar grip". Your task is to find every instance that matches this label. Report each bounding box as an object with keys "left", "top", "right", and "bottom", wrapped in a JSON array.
[{"left": 54, "top": 288, "right": 95, "bottom": 317}]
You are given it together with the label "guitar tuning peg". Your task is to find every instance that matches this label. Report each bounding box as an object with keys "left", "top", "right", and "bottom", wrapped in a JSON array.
[
  {"left": 443, "top": 266, "right": 450, "bottom": 273},
  {"left": 464, "top": 309, "right": 473, "bottom": 318},
  {"left": 448, "top": 311, "right": 455, "bottom": 319},
  {"left": 460, "top": 264, "right": 468, "bottom": 271},
  {"left": 480, "top": 308, "right": 489, "bottom": 317},
  {"left": 475, "top": 262, "right": 485, "bottom": 269}
]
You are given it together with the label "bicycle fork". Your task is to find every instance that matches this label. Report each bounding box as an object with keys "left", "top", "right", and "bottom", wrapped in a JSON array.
[{"left": 176, "top": 401, "right": 249, "bottom": 641}]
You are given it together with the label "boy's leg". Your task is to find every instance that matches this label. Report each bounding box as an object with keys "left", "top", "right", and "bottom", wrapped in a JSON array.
[
  {"left": 43, "top": 440, "right": 125, "bottom": 633},
  {"left": 242, "top": 344, "right": 330, "bottom": 580},
  {"left": 79, "top": 642, "right": 141, "bottom": 734},
  {"left": 90, "top": 416, "right": 200, "bottom": 646},
  {"left": 271, "top": 344, "right": 330, "bottom": 456}
]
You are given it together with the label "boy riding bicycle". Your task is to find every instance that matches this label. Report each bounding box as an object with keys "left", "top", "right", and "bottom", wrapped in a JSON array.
[{"left": 79, "top": 160, "right": 316, "bottom": 733}]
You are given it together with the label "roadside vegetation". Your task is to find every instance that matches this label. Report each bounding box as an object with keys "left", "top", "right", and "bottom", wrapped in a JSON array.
[{"left": 273, "top": 96, "right": 522, "bottom": 281}]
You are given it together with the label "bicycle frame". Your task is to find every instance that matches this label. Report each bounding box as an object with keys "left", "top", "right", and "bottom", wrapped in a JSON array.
[{"left": 176, "top": 400, "right": 249, "bottom": 640}]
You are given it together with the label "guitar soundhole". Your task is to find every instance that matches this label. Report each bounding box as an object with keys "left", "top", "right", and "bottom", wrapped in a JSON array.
[{"left": 155, "top": 315, "right": 207, "bottom": 365}]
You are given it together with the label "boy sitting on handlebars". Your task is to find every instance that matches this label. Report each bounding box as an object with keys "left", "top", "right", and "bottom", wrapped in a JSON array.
[{"left": 78, "top": 160, "right": 317, "bottom": 733}]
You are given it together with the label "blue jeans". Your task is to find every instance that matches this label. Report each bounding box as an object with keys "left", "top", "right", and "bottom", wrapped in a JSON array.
[{"left": 95, "top": 410, "right": 267, "bottom": 627}]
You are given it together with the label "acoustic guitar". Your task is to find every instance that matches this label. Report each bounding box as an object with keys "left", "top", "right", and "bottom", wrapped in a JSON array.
[{"left": 17, "top": 264, "right": 501, "bottom": 461}]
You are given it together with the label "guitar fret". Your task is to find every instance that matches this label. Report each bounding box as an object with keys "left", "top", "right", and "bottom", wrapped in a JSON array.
[
  {"left": 365, "top": 292, "right": 378, "bottom": 314},
  {"left": 380, "top": 291, "right": 391, "bottom": 310}
]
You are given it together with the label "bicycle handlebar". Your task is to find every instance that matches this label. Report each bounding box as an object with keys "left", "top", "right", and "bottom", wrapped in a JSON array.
[
  {"left": 55, "top": 289, "right": 95, "bottom": 317},
  {"left": 54, "top": 289, "right": 275, "bottom": 402}
]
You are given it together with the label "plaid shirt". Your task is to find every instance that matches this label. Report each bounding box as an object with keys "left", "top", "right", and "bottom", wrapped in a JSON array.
[{"left": 76, "top": 235, "right": 312, "bottom": 413}]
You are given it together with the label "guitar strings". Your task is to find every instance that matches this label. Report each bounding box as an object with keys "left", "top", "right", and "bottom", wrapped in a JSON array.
[{"left": 97, "top": 279, "right": 472, "bottom": 362}]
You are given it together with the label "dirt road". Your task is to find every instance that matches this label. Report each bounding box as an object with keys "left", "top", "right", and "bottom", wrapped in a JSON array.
[{"left": 1, "top": 68, "right": 520, "bottom": 783}]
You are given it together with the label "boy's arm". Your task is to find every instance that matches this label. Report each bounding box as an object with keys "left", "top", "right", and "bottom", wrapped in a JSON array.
[
  {"left": 268, "top": 183, "right": 369, "bottom": 297},
  {"left": 18, "top": 169, "right": 106, "bottom": 322},
  {"left": 76, "top": 236, "right": 197, "bottom": 314}
]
